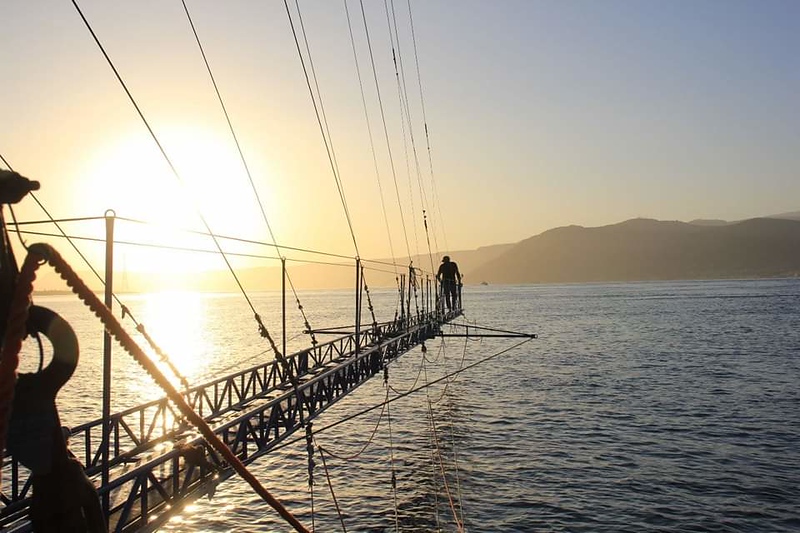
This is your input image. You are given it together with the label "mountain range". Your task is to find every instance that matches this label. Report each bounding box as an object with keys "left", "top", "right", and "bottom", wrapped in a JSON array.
[
  {"left": 37, "top": 211, "right": 800, "bottom": 292},
  {"left": 466, "top": 215, "right": 800, "bottom": 285}
]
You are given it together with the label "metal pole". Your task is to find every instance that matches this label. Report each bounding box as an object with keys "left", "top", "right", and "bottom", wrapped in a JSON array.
[
  {"left": 102, "top": 209, "right": 115, "bottom": 515},
  {"left": 355, "top": 258, "right": 361, "bottom": 354},
  {"left": 399, "top": 274, "right": 405, "bottom": 322},
  {"left": 282, "top": 257, "right": 286, "bottom": 359},
  {"left": 426, "top": 276, "right": 430, "bottom": 318},
  {"left": 407, "top": 265, "right": 412, "bottom": 321}
]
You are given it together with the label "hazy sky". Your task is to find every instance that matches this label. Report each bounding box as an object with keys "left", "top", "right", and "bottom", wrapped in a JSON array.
[{"left": 2, "top": 0, "right": 798, "bottom": 274}]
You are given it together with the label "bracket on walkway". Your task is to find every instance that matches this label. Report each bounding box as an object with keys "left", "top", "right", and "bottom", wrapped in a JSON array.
[{"left": 435, "top": 322, "right": 537, "bottom": 339}]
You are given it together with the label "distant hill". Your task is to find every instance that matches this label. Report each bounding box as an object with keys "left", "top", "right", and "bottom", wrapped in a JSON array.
[
  {"left": 688, "top": 219, "right": 732, "bottom": 226},
  {"left": 40, "top": 215, "right": 800, "bottom": 293},
  {"left": 689, "top": 211, "right": 800, "bottom": 225},
  {"left": 465, "top": 217, "right": 800, "bottom": 284},
  {"left": 769, "top": 210, "right": 800, "bottom": 221}
]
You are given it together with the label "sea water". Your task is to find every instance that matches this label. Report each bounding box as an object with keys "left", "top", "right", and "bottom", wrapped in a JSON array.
[{"left": 19, "top": 279, "right": 800, "bottom": 532}]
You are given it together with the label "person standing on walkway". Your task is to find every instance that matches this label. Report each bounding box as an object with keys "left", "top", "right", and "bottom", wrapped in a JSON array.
[{"left": 436, "top": 255, "right": 462, "bottom": 311}]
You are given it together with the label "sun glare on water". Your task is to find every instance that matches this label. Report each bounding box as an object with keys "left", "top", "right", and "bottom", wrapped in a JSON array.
[{"left": 133, "top": 290, "right": 210, "bottom": 386}]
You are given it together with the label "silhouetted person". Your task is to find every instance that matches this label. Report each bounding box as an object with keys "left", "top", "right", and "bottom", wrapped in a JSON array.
[{"left": 436, "top": 255, "right": 461, "bottom": 311}]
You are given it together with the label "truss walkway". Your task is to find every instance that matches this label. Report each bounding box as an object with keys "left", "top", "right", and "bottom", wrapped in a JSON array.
[{"left": 0, "top": 307, "right": 462, "bottom": 532}]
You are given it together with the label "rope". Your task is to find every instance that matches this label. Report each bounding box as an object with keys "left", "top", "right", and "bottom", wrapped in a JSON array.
[
  {"left": 358, "top": 0, "right": 412, "bottom": 260},
  {"left": 409, "top": 263, "right": 420, "bottom": 318},
  {"left": 135, "top": 324, "right": 190, "bottom": 391},
  {"left": 385, "top": 0, "right": 426, "bottom": 266},
  {"left": 392, "top": 0, "right": 441, "bottom": 273},
  {"left": 3, "top": 154, "right": 193, "bottom": 396},
  {"left": 112, "top": 216, "right": 356, "bottom": 261},
  {"left": 70, "top": 0, "right": 282, "bottom": 358},
  {"left": 426, "top": 340, "right": 468, "bottom": 526},
  {"left": 387, "top": 344, "right": 426, "bottom": 395},
  {"left": 317, "top": 388, "right": 388, "bottom": 462},
  {"left": 0, "top": 248, "right": 38, "bottom": 483},
  {"left": 343, "top": 0, "right": 399, "bottom": 280},
  {"left": 422, "top": 360, "right": 442, "bottom": 531},
  {"left": 271, "top": 337, "right": 533, "bottom": 452},
  {"left": 385, "top": 366, "right": 400, "bottom": 532},
  {"left": 305, "top": 424, "right": 316, "bottom": 532},
  {"left": 316, "top": 442, "right": 348, "bottom": 533},
  {"left": 24, "top": 243, "right": 310, "bottom": 533},
  {"left": 361, "top": 265, "right": 379, "bottom": 330},
  {"left": 255, "top": 312, "right": 308, "bottom": 426},
  {"left": 426, "top": 397, "right": 463, "bottom": 531},
  {"left": 283, "top": 0, "right": 360, "bottom": 258},
  {"left": 180, "top": 0, "right": 318, "bottom": 347},
  {"left": 405, "top": 0, "right": 450, "bottom": 255},
  {"left": 13, "top": 228, "right": 376, "bottom": 272}
]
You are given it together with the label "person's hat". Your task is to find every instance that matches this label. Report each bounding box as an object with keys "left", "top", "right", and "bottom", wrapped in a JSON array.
[{"left": 442, "top": 255, "right": 450, "bottom": 262}]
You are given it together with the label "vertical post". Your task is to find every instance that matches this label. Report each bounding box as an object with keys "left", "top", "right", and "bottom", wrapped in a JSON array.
[
  {"left": 355, "top": 258, "right": 361, "bottom": 354},
  {"left": 281, "top": 257, "right": 286, "bottom": 359},
  {"left": 423, "top": 276, "right": 427, "bottom": 317},
  {"left": 102, "top": 209, "right": 115, "bottom": 515},
  {"left": 399, "top": 274, "right": 405, "bottom": 323},
  {"left": 434, "top": 269, "right": 440, "bottom": 316},
  {"left": 426, "top": 276, "right": 430, "bottom": 318},
  {"left": 407, "top": 265, "right": 413, "bottom": 322}
]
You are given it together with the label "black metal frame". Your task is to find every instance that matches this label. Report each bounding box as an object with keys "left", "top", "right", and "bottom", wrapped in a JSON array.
[{"left": 0, "top": 309, "right": 451, "bottom": 532}]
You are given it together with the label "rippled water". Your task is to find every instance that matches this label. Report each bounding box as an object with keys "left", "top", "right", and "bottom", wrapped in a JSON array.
[{"left": 25, "top": 279, "right": 800, "bottom": 532}]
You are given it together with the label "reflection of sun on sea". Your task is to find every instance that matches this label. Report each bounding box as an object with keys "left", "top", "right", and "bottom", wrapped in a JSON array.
[{"left": 130, "top": 291, "right": 209, "bottom": 402}]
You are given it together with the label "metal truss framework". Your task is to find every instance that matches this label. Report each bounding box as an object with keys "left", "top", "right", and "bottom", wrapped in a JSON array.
[{"left": 0, "top": 308, "right": 457, "bottom": 532}]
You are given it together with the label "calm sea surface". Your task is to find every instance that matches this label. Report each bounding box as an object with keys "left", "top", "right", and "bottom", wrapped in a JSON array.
[{"left": 23, "top": 279, "right": 800, "bottom": 532}]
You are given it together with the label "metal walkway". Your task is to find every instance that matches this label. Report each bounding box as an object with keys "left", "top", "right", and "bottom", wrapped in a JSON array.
[{"left": 0, "top": 308, "right": 461, "bottom": 532}]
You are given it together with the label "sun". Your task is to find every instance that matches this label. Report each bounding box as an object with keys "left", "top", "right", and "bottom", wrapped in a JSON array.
[{"left": 79, "top": 125, "right": 282, "bottom": 274}]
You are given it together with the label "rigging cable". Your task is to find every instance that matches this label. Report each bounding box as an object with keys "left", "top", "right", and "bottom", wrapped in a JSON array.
[
  {"left": 0, "top": 159, "right": 191, "bottom": 390},
  {"left": 360, "top": 264, "right": 379, "bottom": 329},
  {"left": 422, "top": 359, "right": 442, "bottom": 531},
  {"left": 316, "top": 441, "right": 348, "bottom": 532},
  {"left": 305, "top": 424, "right": 317, "bottom": 533},
  {"left": 69, "top": 0, "right": 312, "bottom": 463},
  {"left": 358, "top": 0, "right": 412, "bottom": 261},
  {"left": 291, "top": 0, "right": 391, "bottom": 332},
  {"left": 68, "top": 0, "right": 277, "bottom": 346},
  {"left": 342, "top": 0, "right": 399, "bottom": 281},
  {"left": 272, "top": 337, "right": 533, "bottom": 449},
  {"left": 317, "top": 387, "right": 388, "bottom": 461},
  {"left": 179, "top": 0, "right": 318, "bottom": 345},
  {"left": 386, "top": 382, "right": 400, "bottom": 532},
  {"left": 427, "top": 339, "right": 467, "bottom": 525},
  {"left": 449, "top": 340, "right": 468, "bottom": 526},
  {"left": 426, "top": 393, "right": 463, "bottom": 531},
  {"left": 385, "top": 0, "right": 435, "bottom": 275},
  {"left": 283, "top": 0, "right": 359, "bottom": 258},
  {"left": 287, "top": 0, "right": 391, "bottom": 326},
  {"left": 406, "top": 0, "right": 450, "bottom": 255},
  {"left": 8, "top": 243, "right": 311, "bottom": 532}
]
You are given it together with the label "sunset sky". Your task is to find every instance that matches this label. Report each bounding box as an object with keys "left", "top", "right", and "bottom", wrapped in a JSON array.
[{"left": 2, "top": 0, "right": 798, "bottom": 276}]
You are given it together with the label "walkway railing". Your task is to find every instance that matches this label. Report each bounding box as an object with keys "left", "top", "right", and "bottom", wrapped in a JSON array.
[{"left": 0, "top": 307, "right": 460, "bottom": 532}]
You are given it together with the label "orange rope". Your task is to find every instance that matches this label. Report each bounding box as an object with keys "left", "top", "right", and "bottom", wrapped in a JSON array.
[
  {"left": 426, "top": 398, "right": 463, "bottom": 532},
  {"left": 17, "top": 243, "right": 311, "bottom": 533},
  {"left": 0, "top": 252, "right": 39, "bottom": 483}
]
